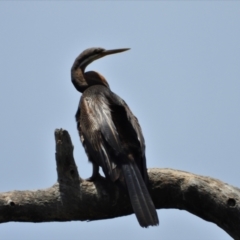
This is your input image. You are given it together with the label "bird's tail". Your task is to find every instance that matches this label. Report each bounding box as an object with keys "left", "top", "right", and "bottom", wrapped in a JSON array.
[{"left": 121, "top": 163, "right": 159, "bottom": 227}]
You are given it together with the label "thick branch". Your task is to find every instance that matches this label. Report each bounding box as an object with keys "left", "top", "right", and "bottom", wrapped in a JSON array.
[{"left": 0, "top": 129, "right": 239, "bottom": 239}]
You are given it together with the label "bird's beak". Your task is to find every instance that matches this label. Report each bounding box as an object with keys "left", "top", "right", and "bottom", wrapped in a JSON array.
[{"left": 99, "top": 48, "right": 130, "bottom": 58}]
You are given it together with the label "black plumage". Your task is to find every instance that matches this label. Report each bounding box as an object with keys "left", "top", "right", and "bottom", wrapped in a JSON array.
[{"left": 71, "top": 47, "right": 159, "bottom": 227}]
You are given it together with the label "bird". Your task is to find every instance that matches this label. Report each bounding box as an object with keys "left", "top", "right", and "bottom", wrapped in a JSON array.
[{"left": 71, "top": 47, "right": 159, "bottom": 227}]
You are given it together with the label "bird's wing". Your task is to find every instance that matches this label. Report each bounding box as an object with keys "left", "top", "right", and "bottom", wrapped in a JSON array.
[
  {"left": 104, "top": 91, "right": 148, "bottom": 183},
  {"left": 106, "top": 91, "right": 145, "bottom": 153}
]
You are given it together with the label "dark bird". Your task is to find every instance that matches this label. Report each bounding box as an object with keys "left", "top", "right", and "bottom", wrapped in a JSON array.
[{"left": 71, "top": 47, "right": 159, "bottom": 227}]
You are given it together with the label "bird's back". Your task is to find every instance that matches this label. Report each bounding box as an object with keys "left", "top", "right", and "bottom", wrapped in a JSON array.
[{"left": 76, "top": 85, "right": 148, "bottom": 184}]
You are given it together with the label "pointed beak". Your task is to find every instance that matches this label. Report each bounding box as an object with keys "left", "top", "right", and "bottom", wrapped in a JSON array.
[
  {"left": 101, "top": 48, "right": 130, "bottom": 57},
  {"left": 100, "top": 48, "right": 130, "bottom": 57}
]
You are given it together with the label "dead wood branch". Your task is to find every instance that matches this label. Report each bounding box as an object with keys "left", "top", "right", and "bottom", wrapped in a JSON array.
[{"left": 0, "top": 129, "right": 239, "bottom": 239}]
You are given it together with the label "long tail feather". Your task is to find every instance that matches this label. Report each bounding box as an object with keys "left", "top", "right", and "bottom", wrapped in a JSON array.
[{"left": 122, "top": 163, "right": 159, "bottom": 227}]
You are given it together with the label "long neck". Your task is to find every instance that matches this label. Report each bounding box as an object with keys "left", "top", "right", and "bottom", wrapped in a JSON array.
[{"left": 71, "top": 66, "right": 109, "bottom": 93}]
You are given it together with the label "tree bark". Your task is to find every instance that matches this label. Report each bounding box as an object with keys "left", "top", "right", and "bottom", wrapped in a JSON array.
[{"left": 0, "top": 129, "right": 239, "bottom": 239}]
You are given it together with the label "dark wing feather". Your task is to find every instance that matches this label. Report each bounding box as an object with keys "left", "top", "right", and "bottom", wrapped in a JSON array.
[
  {"left": 104, "top": 91, "right": 149, "bottom": 184},
  {"left": 106, "top": 92, "right": 145, "bottom": 152},
  {"left": 96, "top": 95, "right": 122, "bottom": 154}
]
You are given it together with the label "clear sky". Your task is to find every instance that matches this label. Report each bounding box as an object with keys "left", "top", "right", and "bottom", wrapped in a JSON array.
[{"left": 0, "top": 2, "right": 239, "bottom": 240}]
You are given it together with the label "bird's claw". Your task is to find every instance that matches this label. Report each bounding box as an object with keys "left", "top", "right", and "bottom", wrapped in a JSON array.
[{"left": 85, "top": 173, "right": 102, "bottom": 182}]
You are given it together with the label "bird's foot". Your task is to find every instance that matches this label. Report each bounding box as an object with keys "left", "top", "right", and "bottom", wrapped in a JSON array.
[{"left": 86, "top": 173, "right": 103, "bottom": 182}]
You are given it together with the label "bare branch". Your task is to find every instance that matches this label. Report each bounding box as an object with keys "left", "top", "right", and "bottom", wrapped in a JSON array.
[{"left": 0, "top": 129, "right": 239, "bottom": 239}]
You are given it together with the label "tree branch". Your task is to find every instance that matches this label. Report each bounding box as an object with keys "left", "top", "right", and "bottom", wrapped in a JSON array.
[{"left": 0, "top": 129, "right": 239, "bottom": 239}]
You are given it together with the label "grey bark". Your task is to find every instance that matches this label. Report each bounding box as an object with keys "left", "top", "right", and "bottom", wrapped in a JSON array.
[{"left": 0, "top": 129, "right": 239, "bottom": 239}]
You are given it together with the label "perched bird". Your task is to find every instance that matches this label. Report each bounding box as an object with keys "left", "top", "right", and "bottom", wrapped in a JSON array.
[{"left": 71, "top": 47, "right": 159, "bottom": 227}]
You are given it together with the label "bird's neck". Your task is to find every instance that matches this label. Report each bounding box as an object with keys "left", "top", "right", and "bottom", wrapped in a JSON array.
[{"left": 71, "top": 69, "right": 109, "bottom": 93}]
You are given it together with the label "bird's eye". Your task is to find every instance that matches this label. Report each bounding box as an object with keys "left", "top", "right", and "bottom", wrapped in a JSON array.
[{"left": 94, "top": 48, "right": 104, "bottom": 54}]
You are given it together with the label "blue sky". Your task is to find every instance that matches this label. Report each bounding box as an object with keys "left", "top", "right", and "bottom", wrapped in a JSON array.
[{"left": 0, "top": 2, "right": 239, "bottom": 239}]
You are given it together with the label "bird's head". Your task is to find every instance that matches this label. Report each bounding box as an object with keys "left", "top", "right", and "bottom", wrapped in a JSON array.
[{"left": 71, "top": 47, "right": 130, "bottom": 92}]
